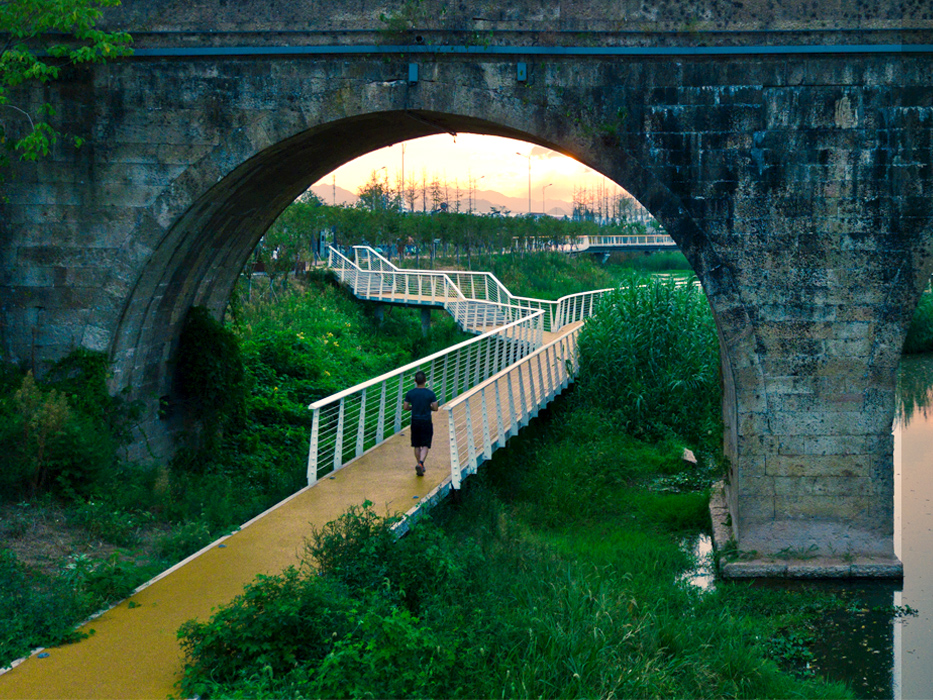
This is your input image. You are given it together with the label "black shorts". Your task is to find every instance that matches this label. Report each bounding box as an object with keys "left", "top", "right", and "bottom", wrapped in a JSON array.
[{"left": 410, "top": 419, "right": 433, "bottom": 448}]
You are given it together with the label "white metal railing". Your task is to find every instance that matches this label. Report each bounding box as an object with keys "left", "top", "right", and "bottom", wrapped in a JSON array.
[
  {"left": 510, "top": 233, "right": 676, "bottom": 252},
  {"left": 444, "top": 327, "right": 582, "bottom": 488},
  {"left": 309, "top": 246, "right": 617, "bottom": 490},
  {"left": 581, "top": 234, "right": 676, "bottom": 249},
  {"left": 330, "top": 247, "right": 541, "bottom": 334},
  {"left": 306, "top": 311, "right": 544, "bottom": 484},
  {"left": 351, "top": 246, "right": 581, "bottom": 332}
]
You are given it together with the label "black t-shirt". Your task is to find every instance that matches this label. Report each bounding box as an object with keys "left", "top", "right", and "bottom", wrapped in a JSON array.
[{"left": 405, "top": 387, "right": 437, "bottom": 422}]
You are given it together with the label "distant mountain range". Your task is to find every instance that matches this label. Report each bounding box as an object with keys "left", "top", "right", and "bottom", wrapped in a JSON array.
[{"left": 308, "top": 184, "right": 573, "bottom": 218}]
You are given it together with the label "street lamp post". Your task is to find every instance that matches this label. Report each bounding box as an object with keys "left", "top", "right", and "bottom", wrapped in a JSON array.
[
  {"left": 542, "top": 182, "right": 553, "bottom": 214},
  {"left": 516, "top": 151, "right": 531, "bottom": 214},
  {"left": 469, "top": 174, "right": 485, "bottom": 213}
]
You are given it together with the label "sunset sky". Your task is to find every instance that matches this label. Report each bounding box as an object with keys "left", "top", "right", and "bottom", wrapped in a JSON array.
[{"left": 312, "top": 132, "right": 630, "bottom": 213}]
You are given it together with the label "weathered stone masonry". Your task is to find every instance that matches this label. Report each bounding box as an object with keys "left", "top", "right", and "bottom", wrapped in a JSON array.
[{"left": 1, "top": 0, "right": 932, "bottom": 571}]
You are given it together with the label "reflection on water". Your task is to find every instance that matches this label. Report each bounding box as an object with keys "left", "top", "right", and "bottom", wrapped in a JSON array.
[
  {"left": 892, "top": 355, "right": 933, "bottom": 700},
  {"left": 697, "top": 357, "right": 933, "bottom": 699},
  {"left": 679, "top": 534, "right": 715, "bottom": 590},
  {"left": 792, "top": 356, "right": 933, "bottom": 699},
  {"left": 896, "top": 355, "right": 933, "bottom": 425}
]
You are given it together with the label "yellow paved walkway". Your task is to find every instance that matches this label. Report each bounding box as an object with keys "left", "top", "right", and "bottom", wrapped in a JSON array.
[{"left": 0, "top": 422, "right": 452, "bottom": 700}]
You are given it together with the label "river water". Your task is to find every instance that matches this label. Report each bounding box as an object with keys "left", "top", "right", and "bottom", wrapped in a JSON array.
[
  {"left": 890, "top": 355, "right": 933, "bottom": 699},
  {"left": 777, "top": 356, "right": 933, "bottom": 699}
]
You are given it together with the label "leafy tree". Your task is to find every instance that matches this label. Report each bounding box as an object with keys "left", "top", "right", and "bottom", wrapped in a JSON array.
[
  {"left": 356, "top": 169, "right": 400, "bottom": 212},
  {"left": 0, "top": 0, "right": 132, "bottom": 169}
]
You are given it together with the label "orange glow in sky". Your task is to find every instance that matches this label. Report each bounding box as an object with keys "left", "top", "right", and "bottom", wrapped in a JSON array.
[{"left": 313, "top": 133, "right": 629, "bottom": 208}]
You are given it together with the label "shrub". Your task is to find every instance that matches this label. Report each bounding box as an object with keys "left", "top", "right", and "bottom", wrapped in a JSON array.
[
  {"left": 0, "top": 357, "right": 122, "bottom": 499},
  {"left": 576, "top": 275, "right": 722, "bottom": 450},
  {"left": 177, "top": 568, "right": 356, "bottom": 697},
  {"left": 904, "top": 291, "right": 933, "bottom": 355},
  {"left": 308, "top": 605, "right": 455, "bottom": 700},
  {"left": 0, "top": 549, "right": 88, "bottom": 665},
  {"left": 174, "top": 306, "right": 246, "bottom": 446}
]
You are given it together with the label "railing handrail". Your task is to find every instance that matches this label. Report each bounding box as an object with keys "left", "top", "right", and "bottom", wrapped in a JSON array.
[
  {"left": 307, "top": 307, "right": 545, "bottom": 410},
  {"left": 349, "top": 246, "right": 617, "bottom": 330},
  {"left": 352, "top": 245, "right": 519, "bottom": 307},
  {"left": 443, "top": 325, "right": 581, "bottom": 412}
]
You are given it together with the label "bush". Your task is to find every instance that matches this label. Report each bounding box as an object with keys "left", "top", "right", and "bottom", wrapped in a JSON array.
[
  {"left": 576, "top": 275, "right": 722, "bottom": 450},
  {"left": 0, "top": 349, "right": 132, "bottom": 499},
  {"left": 904, "top": 291, "right": 933, "bottom": 354},
  {"left": 177, "top": 568, "right": 357, "bottom": 697},
  {"left": 0, "top": 549, "right": 88, "bottom": 665}
]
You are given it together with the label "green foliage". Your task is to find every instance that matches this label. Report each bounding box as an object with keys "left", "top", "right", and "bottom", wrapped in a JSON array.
[
  {"left": 472, "top": 250, "right": 615, "bottom": 300},
  {"left": 903, "top": 290, "right": 933, "bottom": 355},
  {"left": 153, "top": 519, "right": 213, "bottom": 562},
  {"left": 576, "top": 274, "right": 722, "bottom": 451},
  {"left": 0, "top": 350, "right": 134, "bottom": 499},
  {"left": 0, "top": 548, "right": 88, "bottom": 663},
  {"left": 0, "top": 0, "right": 132, "bottom": 171},
  {"left": 309, "top": 605, "right": 454, "bottom": 700},
  {"left": 610, "top": 250, "right": 693, "bottom": 273},
  {"left": 174, "top": 306, "right": 246, "bottom": 447},
  {"left": 177, "top": 568, "right": 356, "bottom": 696}
]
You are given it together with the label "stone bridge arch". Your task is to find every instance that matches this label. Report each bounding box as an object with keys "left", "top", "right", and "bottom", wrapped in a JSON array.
[
  {"left": 106, "top": 103, "right": 715, "bottom": 430},
  {"left": 3, "top": 6, "right": 933, "bottom": 572}
]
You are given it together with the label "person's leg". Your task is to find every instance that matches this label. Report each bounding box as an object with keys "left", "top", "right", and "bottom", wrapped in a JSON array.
[{"left": 418, "top": 446, "right": 429, "bottom": 466}]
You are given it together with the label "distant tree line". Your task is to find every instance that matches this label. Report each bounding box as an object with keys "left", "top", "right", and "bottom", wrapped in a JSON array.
[{"left": 249, "top": 176, "right": 663, "bottom": 287}]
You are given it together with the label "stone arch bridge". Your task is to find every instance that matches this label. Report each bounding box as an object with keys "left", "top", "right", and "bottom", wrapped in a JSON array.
[{"left": 2, "top": 0, "right": 932, "bottom": 572}]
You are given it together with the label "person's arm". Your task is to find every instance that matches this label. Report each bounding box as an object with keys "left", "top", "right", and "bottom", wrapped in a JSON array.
[
  {"left": 430, "top": 401, "right": 439, "bottom": 412},
  {"left": 403, "top": 400, "right": 411, "bottom": 411}
]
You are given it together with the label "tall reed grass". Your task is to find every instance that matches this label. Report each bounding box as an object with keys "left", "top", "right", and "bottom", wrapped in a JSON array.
[{"left": 576, "top": 274, "right": 722, "bottom": 451}]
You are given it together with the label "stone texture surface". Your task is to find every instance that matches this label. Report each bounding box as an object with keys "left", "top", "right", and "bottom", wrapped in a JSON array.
[{"left": 1, "top": 7, "right": 932, "bottom": 564}]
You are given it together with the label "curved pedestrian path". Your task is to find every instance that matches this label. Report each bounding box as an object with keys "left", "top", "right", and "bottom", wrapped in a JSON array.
[{"left": 0, "top": 249, "right": 601, "bottom": 699}]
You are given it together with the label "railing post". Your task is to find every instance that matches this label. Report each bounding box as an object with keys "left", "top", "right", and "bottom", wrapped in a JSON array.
[
  {"left": 448, "top": 408, "right": 462, "bottom": 490},
  {"left": 532, "top": 353, "right": 546, "bottom": 417},
  {"left": 544, "top": 346, "right": 557, "bottom": 400},
  {"left": 506, "top": 360, "right": 518, "bottom": 438},
  {"left": 454, "top": 346, "right": 463, "bottom": 396},
  {"left": 356, "top": 389, "right": 367, "bottom": 457},
  {"left": 494, "top": 377, "right": 506, "bottom": 447},
  {"left": 481, "top": 387, "right": 492, "bottom": 461},
  {"left": 376, "top": 381, "right": 387, "bottom": 442},
  {"left": 334, "top": 398, "right": 345, "bottom": 472},
  {"left": 394, "top": 375, "right": 405, "bottom": 432},
  {"left": 517, "top": 361, "right": 529, "bottom": 427},
  {"left": 307, "top": 407, "right": 320, "bottom": 485},
  {"left": 464, "top": 397, "right": 477, "bottom": 476}
]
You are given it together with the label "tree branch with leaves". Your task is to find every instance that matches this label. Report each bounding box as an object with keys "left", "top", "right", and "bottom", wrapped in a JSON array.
[{"left": 0, "top": 0, "right": 132, "bottom": 169}]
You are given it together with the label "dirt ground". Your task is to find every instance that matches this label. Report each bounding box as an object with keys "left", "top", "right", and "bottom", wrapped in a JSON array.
[{"left": 0, "top": 502, "right": 126, "bottom": 576}]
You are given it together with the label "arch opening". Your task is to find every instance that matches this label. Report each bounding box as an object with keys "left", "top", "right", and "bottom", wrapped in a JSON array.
[{"left": 110, "top": 110, "right": 718, "bottom": 456}]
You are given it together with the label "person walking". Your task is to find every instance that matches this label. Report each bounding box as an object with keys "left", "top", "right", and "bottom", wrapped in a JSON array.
[{"left": 403, "top": 370, "right": 439, "bottom": 476}]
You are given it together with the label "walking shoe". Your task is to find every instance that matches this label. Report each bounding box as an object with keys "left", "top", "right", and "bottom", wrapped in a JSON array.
[{"left": 415, "top": 462, "right": 425, "bottom": 477}]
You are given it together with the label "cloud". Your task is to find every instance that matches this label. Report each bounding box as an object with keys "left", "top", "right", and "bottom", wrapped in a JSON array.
[{"left": 530, "top": 146, "right": 562, "bottom": 159}]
